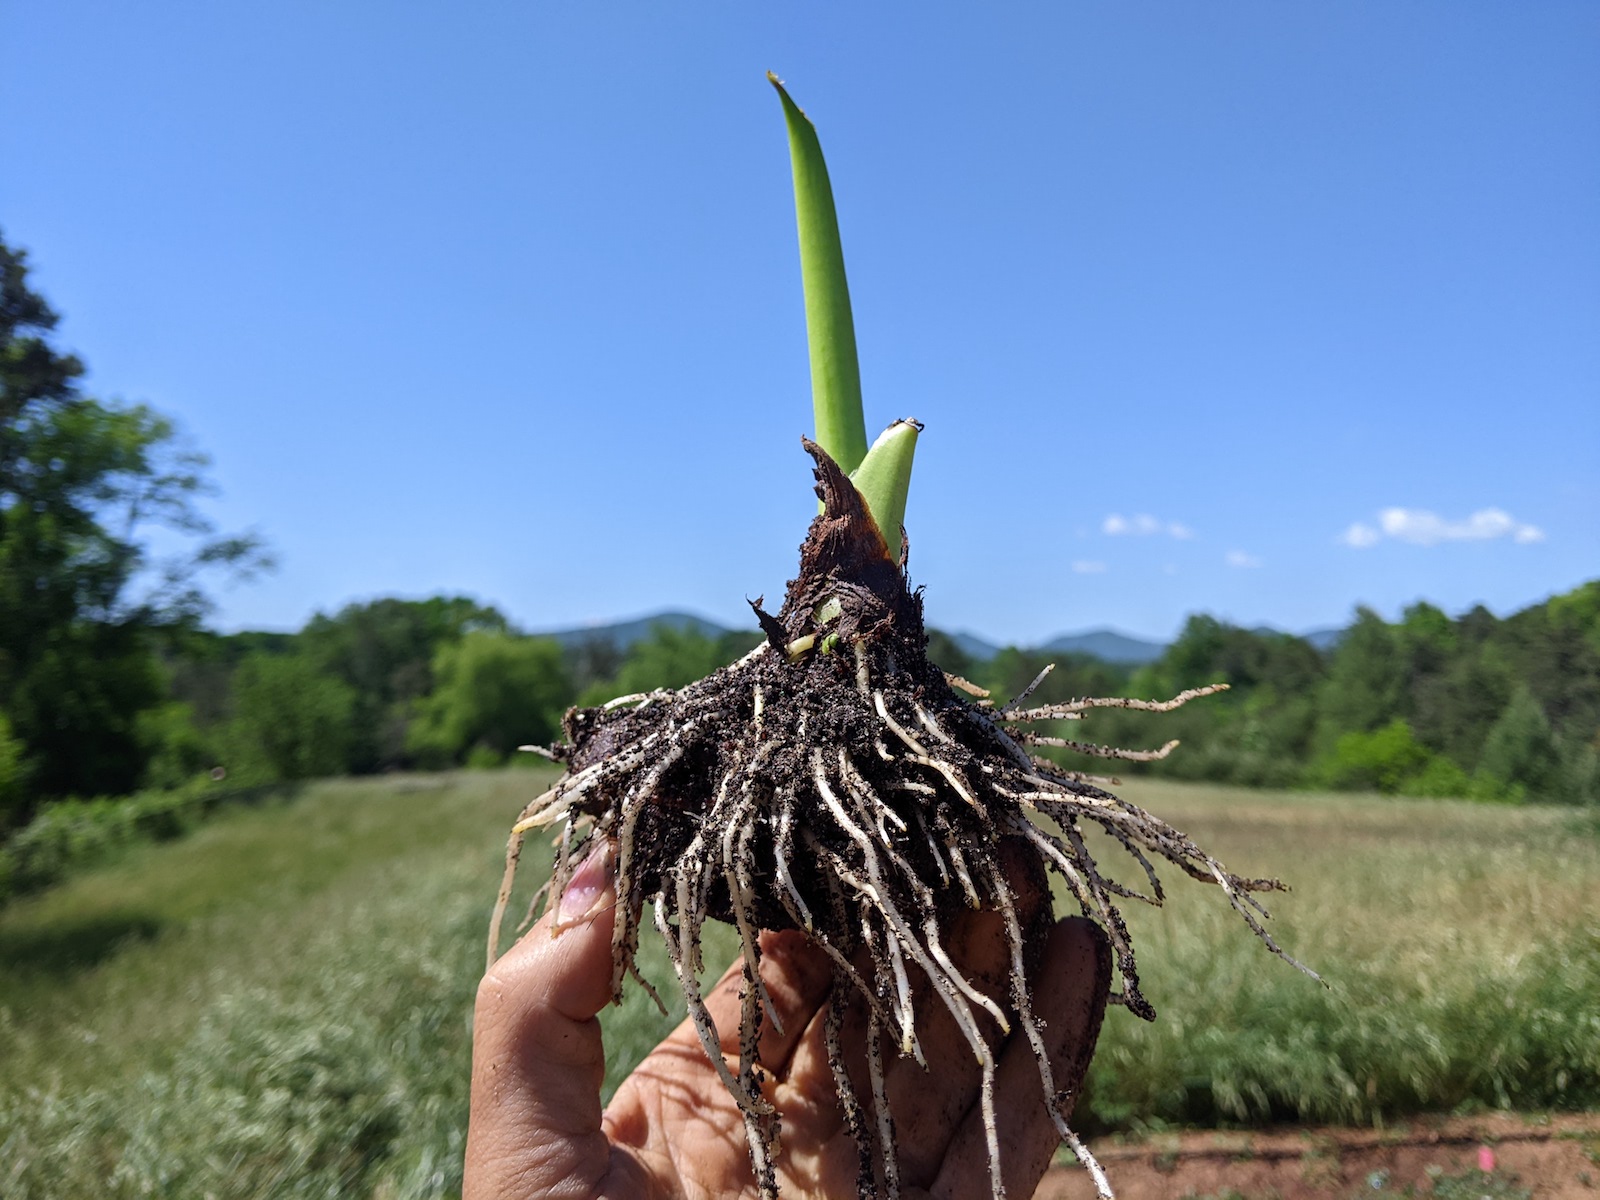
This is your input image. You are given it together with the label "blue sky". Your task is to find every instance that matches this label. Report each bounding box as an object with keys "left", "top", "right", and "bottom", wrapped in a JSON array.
[{"left": 3, "top": 3, "right": 1595, "bottom": 644}]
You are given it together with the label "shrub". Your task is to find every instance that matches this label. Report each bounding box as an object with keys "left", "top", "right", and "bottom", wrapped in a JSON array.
[
  {"left": 0, "top": 781, "right": 214, "bottom": 904},
  {"left": 225, "top": 654, "right": 357, "bottom": 783},
  {"left": 1559, "top": 739, "right": 1600, "bottom": 806},
  {"left": 1401, "top": 754, "right": 1472, "bottom": 798},
  {"left": 407, "top": 633, "right": 570, "bottom": 767},
  {"left": 464, "top": 744, "right": 505, "bottom": 770},
  {"left": 136, "top": 702, "right": 215, "bottom": 790},
  {"left": 1311, "top": 719, "right": 1432, "bottom": 794}
]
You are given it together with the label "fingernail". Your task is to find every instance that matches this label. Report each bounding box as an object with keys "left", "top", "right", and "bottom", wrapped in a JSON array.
[{"left": 557, "top": 842, "right": 614, "bottom": 925}]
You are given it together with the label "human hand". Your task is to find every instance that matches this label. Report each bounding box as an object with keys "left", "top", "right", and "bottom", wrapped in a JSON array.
[{"left": 465, "top": 843, "right": 1111, "bottom": 1199}]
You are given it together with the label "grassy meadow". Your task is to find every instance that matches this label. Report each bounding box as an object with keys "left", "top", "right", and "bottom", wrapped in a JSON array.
[{"left": 1, "top": 773, "right": 1596, "bottom": 1198}]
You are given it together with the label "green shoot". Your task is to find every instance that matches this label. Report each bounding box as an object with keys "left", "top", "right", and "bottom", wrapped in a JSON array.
[
  {"left": 850, "top": 420, "right": 920, "bottom": 562},
  {"left": 769, "top": 73, "right": 869, "bottom": 475},
  {"left": 771, "top": 74, "right": 918, "bottom": 565}
]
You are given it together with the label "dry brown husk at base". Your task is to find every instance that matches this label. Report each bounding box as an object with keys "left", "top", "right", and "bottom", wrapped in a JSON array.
[{"left": 491, "top": 439, "right": 1315, "bottom": 1200}]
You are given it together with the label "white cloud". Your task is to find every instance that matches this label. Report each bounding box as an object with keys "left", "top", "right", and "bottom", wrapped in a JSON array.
[
  {"left": 1103, "top": 513, "right": 1193, "bottom": 539},
  {"left": 1341, "top": 507, "right": 1545, "bottom": 549},
  {"left": 1340, "top": 522, "right": 1381, "bottom": 548},
  {"left": 1224, "top": 550, "right": 1262, "bottom": 569},
  {"left": 1071, "top": 560, "right": 1107, "bottom": 574}
]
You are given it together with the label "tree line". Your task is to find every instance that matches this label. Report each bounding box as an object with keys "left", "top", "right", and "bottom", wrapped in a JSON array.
[
  {"left": 137, "top": 602, "right": 763, "bottom": 794},
  {"left": 10, "top": 577, "right": 1596, "bottom": 830},
  {"left": 935, "top": 585, "right": 1600, "bottom": 806},
  {"left": 3, "top": 226, "right": 1595, "bottom": 837}
]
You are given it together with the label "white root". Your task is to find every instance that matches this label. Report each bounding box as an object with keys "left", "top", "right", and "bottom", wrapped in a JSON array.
[
  {"left": 729, "top": 807, "right": 782, "bottom": 1031},
  {"left": 943, "top": 830, "right": 982, "bottom": 909},
  {"left": 486, "top": 826, "right": 526, "bottom": 969},
  {"left": 986, "top": 856, "right": 1114, "bottom": 1200},
  {"left": 884, "top": 927, "right": 923, "bottom": 1063},
  {"left": 867, "top": 1013, "right": 901, "bottom": 1200},
  {"left": 944, "top": 671, "right": 990, "bottom": 698},
  {"left": 873, "top": 689, "right": 931, "bottom": 758},
  {"left": 506, "top": 644, "right": 1302, "bottom": 1200},
  {"left": 774, "top": 791, "right": 814, "bottom": 931},
  {"left": 914, "top": 702, "right": 956, "bottom": 745},
  {"left": 841, "top": 750, "right": 908, "bottom": 840},
  {"left": 1002, "top": 683, "right": 1229, "bottom": 723},
  {"left": 825, "top": 983, "right": 875, "bottom": 1198},
  {"left": 999, "top": 662, "right": 1054, "bottom": 714},
  {"left": 813, "top": 755, "right": 994, "bottom": 1070},
  {"left": 913, "top": 752, "right": 984, "bottom": 813},
  {"left": 658, "top": 888, "right": 776, "bottom": 1121},
  {"left": 1019, "top": 733, "right": 1181, "bottom": 763},
  {"left": 913, "top": 807, "right": 950, "bottom": 887}
]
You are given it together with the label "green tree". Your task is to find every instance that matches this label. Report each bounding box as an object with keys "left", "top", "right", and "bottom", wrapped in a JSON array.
[
  {"left": 1310, "top": 718, "right": 1466, "bottom": 796},
  {"left": 224, "top": 654, "right": 356, "bottom": 782},
  {"left": 136, "top": 701, "right": 214, "bottom": 790},
  {"left": 579, "top": 625, "right": 762, "bottom": 706},
  {"left": 1317, "top": 607, "right": 1406, "bottom": 742},
  {"left": 1549, "top": 580, "right": 1600, "bottom": 657},
  {"left": 1475, "top": 686, "right": 1562, "bottom": 803},
  {"left": 408, "top": 633, "right": 572, "bottom": 767},
  {"left": 1409, "top": 644, "right": 1514, "bottom": 771},
  {"left": 1091, "top": 619, "right": 1322, "bottom": 787},
  {"left": 983, "top": 646, "right": 1127, "bottom": 711},
  {"left": 0, "top": 232, "right": 265, "bottom": 816},
  {"left": 563, "top": 636, "right": 627, "bottom": 697},
  {"left": 299, "top": 596, "right": 508, "bottom": 771},
  {"left": 0, "top": 710, "right": 24, "bottom": 817},
  {"left": 923, "top": 630, "right": 975, "bottom": 680}
]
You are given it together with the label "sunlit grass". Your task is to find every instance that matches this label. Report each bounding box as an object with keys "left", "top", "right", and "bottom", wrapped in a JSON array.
[
  {"left": 1079, "top": 781, "right": 1600, "bottom": 1131},
  {"left": 0, "top": 772, "right": 553, "bottom": 1199},
  {"left": 0, "top": 774, "right": 1594, "bottom": 1197}
]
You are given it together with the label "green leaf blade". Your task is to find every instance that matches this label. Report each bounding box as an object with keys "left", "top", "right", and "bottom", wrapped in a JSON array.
[{"left": 770, "top": 73, "right": 869, "bottom": 475}]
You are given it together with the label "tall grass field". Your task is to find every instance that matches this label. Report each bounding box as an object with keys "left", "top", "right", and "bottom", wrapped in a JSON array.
[{"left": 1, "top": 773, "right": 1595, "bottom": 1198}]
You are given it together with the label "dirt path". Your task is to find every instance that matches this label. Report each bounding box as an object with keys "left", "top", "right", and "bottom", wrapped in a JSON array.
[{"left": 1037, "top": 1113, "right": 1600, "bottom": 1199}]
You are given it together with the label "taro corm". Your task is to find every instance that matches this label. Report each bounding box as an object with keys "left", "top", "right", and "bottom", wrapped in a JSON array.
[{"left": 489, "top": 76, "right": 1317, "bottom": 1200}]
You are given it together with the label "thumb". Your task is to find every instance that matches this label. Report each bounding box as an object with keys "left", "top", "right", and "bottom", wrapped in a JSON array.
[{"left": 465, "top": 842, "right": 619, "bottom": 1200}]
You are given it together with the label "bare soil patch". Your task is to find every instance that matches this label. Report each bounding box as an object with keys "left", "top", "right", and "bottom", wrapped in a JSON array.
[{"left": 1038, "top": 1113, "right": 1600, "bottom": 1199}]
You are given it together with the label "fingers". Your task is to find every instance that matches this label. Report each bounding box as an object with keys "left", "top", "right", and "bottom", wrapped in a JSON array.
[
  {"left": 877, "top": 906, "right": 1011, "bottom": 1184},
  {"left": 464, "top": 844, "right": 619, "bottom": 1200},
  {"left": 929, "top": 917, "right": 1112, "bottom": 1200},
  {"left": 698, "top": 929, "right": 838, "bottom": 1071},
  {"left": 608, "top": 927, "right": 836, "bottom": 1126},
  {"left": 603, "top": 923, "right": 846, "bottom": 1195},
  {"left": 884, "top": 836, "right": 1052, "bottom": 1186}
]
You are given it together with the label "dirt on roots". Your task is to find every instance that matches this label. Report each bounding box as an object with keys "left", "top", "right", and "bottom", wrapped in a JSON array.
[{"left": 492, "top": 439, "right": 1315, "bottom": 1200}]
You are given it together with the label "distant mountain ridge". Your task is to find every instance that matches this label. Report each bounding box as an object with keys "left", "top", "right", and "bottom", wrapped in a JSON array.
[
  {"left": 536, "top": 611, "right": 1346, "bottom": 662},
  {"left": 1041, "top": 628, "right": 1167, "bottom": 664},
  {"left": 944, "top": 628, "right": 1166, "bottom": 664},
  {"left": 532, "top": 610, "right": 728, "bottom": 651}
]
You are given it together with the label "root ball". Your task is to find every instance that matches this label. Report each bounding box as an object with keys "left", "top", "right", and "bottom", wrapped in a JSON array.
[{"left": 491, "top": 440, "right": 1313, "bottom": 1199}]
